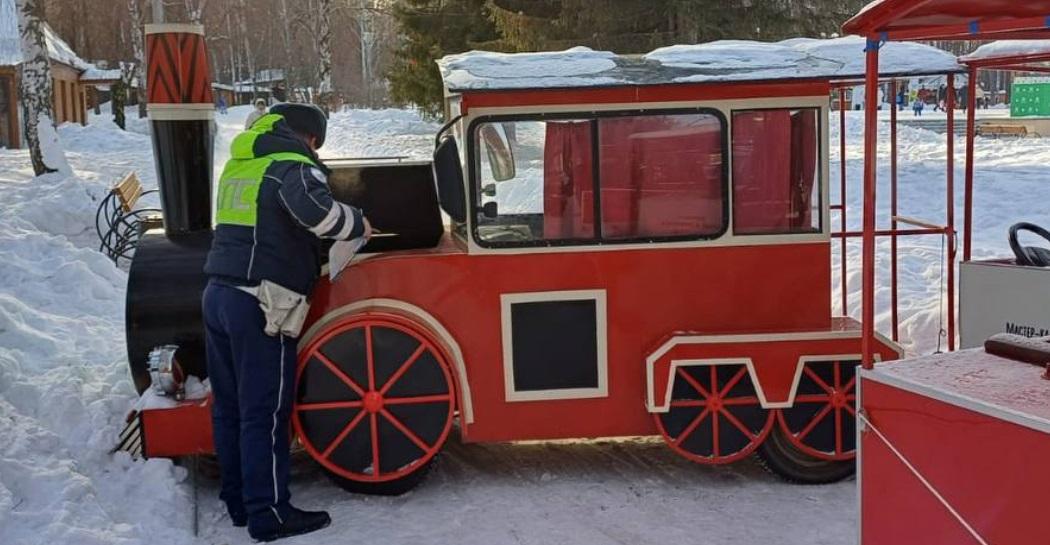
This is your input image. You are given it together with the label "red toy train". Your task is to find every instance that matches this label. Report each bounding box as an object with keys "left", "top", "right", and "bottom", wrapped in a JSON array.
[{"left": 125, "top": 27, "right": 911, "bottom": 495}]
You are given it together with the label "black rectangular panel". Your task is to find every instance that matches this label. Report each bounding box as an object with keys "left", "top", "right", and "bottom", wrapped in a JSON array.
[
  {"left": 510, "top": 299, "right": 599, "bottom": 392},
  {"left": 327, "top": 163, "right": 443, "bottom": 253}
]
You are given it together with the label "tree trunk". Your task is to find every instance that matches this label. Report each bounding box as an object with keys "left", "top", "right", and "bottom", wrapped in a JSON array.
[
  {"left": 235, "top": 0, "right": 255, "bottom": 100},
  {"left": 129, "top": 0, "right": 148, "bottom": 118},
  {"left": 16, "top": 0, "right": 69, "bottom": 175},
  {"left": 317, "top": 0, "right": 332, "bottom": 114}
]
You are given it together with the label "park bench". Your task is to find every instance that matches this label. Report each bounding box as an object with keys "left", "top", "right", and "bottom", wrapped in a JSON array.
[
  {"left": 977, "top": 124, "right": 1029, "bottom": 138},
  {"left": 95, "top": 172, "right": 161, "bottom": 264}
]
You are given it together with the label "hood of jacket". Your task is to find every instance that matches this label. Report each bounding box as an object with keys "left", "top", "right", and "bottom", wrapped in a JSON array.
[{"left": 230, "top": 113, "right": 331, "bottom": 175}]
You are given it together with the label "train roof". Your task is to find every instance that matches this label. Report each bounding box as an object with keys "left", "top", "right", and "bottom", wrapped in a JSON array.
[{"left": 437, "top": 36, "right": 963, "bottom": 93}]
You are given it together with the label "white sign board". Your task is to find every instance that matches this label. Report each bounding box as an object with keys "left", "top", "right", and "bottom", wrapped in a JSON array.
[{"left": 960, "top": 260, "right": 1050, "bottom": 349}]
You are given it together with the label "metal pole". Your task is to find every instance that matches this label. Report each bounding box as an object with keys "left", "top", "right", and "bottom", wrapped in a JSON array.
[
  {"left": 861, "top": 41, "right": 880, "bottom": 369},
  {"left": 890, "top": 79, "right": 900, "bottom": 343},
  {"left": 946, "top": 74, "right": 957, "bottom": 352},
  {"left": 963, "top": 67, "right": 978, "bottom": 262},
  {"left": 839, "top": 86, "right": 849, "bottom": 316}
]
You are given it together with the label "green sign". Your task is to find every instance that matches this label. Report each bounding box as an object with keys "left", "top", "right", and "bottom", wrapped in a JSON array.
[{"left": 1011, "top": 80, "right": 1050, "bottom": 117}]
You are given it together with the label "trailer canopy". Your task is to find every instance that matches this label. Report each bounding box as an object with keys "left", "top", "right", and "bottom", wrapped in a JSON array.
[{"left": 844, "top": 0, "right": 1050, "bottom": 40}]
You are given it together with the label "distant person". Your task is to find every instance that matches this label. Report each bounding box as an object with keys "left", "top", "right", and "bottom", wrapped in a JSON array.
[
  {"left": 912, "top": 99, "right": 925, "bottom": 117},
  {"left": 217, "top": 95, "right": 228, "bottom": 115},
  {"left": 244, "top": 98, "right": 268, "bottom": 130}
]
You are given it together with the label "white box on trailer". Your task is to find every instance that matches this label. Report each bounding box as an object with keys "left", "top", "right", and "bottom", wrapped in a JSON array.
[{"left": 960, "top": 259, "right": 1050, "bottom": 348}]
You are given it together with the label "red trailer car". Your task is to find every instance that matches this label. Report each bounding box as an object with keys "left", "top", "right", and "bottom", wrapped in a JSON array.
[
  {"left": 845, "top": 2, "right": 1050, "bottom": 544},
  {"left": 124, "top": 37, "right": 973, "bottom": 495}
]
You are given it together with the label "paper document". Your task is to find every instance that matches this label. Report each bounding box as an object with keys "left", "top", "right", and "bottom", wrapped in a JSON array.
[{"left": 329, "top": 237, "right": 368, "bottom": 281}]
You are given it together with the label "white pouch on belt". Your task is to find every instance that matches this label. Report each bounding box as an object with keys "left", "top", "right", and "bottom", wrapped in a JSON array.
[{"left": 239, "top": 280, "right": 310, "bottom": 338}]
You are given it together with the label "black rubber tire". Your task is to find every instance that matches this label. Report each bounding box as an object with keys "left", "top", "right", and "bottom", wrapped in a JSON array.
[
  {"left": 323, "top": 456, "right": 436, "bottom": 496},
  {"left": 756, "top": 426, "right": 855, "bottom": 484}
]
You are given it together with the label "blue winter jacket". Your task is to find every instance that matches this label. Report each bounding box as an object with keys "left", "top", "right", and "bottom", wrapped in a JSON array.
[{"left": 203, "top": 114, "right": 364, "bottom": 295}]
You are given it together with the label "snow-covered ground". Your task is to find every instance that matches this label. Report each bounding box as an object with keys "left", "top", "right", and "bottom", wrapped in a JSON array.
[{"left": 0, "top": 103, "right": 1046, "bottom": 545}]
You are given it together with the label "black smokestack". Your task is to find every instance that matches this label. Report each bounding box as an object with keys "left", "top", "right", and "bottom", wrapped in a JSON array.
[{"left": 145, "top": 24, "right": 215, "bottom": 236}]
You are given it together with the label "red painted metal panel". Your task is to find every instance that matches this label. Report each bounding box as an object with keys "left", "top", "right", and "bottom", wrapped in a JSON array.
[
  {"left": 861, "top": 378, "right": 1050, "bottom": 545},
  {"left": 460, "top": 81, "right": 831, "bottom": 113},
  {"left": 140, "top": 398, "right": 214, "bottom": 457},
  {"left": 308, "top": 240, "right": 832, "bottom": 443}
]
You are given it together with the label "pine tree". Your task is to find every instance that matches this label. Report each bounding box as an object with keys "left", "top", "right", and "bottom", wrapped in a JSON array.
[
  {"left": 16, "top": 0, "right": 69, "bottom": 175},
  {"left": 387, "top": 0, "right": 498, "bottom": 118}
]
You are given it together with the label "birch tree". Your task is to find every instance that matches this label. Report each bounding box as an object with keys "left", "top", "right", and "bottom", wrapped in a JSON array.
[
  {"left": 184, "top": 0, "right": 208, "bottom": 23},
  {"left": 128, "top": 0, "right": 147, "bottom": 118},
  {"left": 16, "top": 0, "right": 70, "bottom": 175},
  {"left": 318, "top": 0, "right": 333, "bottom": 113}
]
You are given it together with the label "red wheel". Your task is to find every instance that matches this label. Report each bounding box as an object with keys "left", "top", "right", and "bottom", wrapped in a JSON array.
[
  {"left": 776, "top": 359, "right": 859, "bottom": 461},
  {"left": 654, "top": 364, "right": 773, "bottom": 464},
  {"left": 293, "top": 313, "right": 455, "bottom": 495}
]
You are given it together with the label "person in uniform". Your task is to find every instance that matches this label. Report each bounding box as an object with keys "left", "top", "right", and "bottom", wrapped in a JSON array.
[{"left": 202, "top": 102, "right": 370, "bottom": 541}]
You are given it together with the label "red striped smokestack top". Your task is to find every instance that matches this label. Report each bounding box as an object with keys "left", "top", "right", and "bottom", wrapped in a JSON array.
[
  {"left": 145, "top": 24, "right": 215, "bottom": 117},
  {"left": 145, "top": 24, "right": 215, "bottom": 236}
]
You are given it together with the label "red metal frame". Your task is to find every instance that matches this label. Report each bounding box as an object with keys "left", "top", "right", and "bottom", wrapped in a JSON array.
[{"left": 958, "top": 50, "right": 1050, "bottom": 262}]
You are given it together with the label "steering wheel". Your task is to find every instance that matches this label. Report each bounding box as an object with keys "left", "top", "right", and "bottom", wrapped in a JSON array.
[{"left": 1009, "top": 222, "right": 1050, "bottom": 267}]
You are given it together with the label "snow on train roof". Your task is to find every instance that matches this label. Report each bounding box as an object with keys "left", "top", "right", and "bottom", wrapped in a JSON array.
[
  {"left": 438, "top": 36, "right": 962, "bottom": 92},
  {"left": 961, "top": 41, "right": 1050, "bottom": 63}
]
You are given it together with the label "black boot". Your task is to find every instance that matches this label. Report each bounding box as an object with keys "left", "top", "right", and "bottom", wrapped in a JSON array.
[{"left": 248, "top": 507, "right": 331, "bottom": 542}]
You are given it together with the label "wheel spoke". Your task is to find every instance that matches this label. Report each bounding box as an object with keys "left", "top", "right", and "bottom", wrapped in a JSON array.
[
  {"left": 673, "top": 408, "right": 711, "bottom": 446},
  {"left": 385, "top": 394, "right": 451, "bottom": 405},
  {"left": 719, "top": 368, "right": 748, "bottom": 398},
  {"left": 670, "top": 400, "right": 707, "bottom": 408},
  {"left": 677, "top": 368, "right": 711, "bottom": 399},
  {"left": 313, "top": 351, "right": 367, "bottom": 397},
  {"left": 297, "top": 400, "right": 363, "bottom": 411},
  {"left": 722, "top": 396, "right": 762, "bottom": 406},
  {"left": 721, "top": 408, "right": 756, "bottom": 440},
  {"left": 381, "top": 409, "right": 433, "bottom": 452},
  {"left": 796, "top": 404, "right": 833, "bottom": 441},
  {"left": 843, "top": 376, "right": 857, "bottom": 393},
  {"left": 834, "top": 361, "right": 842, "bottom": 389},
  {"left": 369, "top": 413, "right": 380, "bottom": 476},
  {"left": 379, "top": 343, "right": 427, "bottom": 395},
  {"left": 321, "top": 410, "right": 367, "bottom": 459},
  {"left": 803, "top": 366, "right": 836, "bottom": 395},
  {"left": 365, "top": 325, "right": 376, "bottom": 391},
  {"left": 712, "top": 409, "right": 721, "bottom": 457},
  {"left": 835, "top": 407, "right": 843, "bottom": 454},
  {"left": 843, "top": 403, "right": 857, "bottom": 417}
]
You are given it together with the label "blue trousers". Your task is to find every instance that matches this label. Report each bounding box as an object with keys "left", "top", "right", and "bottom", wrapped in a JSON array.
[{"left": 202, "top": 280, "right": 296, "bottom": 525}]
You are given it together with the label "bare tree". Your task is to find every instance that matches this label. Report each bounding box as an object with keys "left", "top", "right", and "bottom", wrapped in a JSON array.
[
  {"left": 318, "top": 0, "right": 332, "bottom": 112},
  {"left": 128, "top": 0, "right": 148, "bottom": 118},
  {"left": 16, "top": 0, "right": 69, "bottom": 175},
  {"left": 184, "top": 0, "right": 208, "bottom": 23}
]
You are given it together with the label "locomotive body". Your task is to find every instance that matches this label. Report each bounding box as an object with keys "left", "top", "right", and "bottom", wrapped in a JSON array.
[{"left": 127, "top": 37, "right": 935, "bottom": 494}]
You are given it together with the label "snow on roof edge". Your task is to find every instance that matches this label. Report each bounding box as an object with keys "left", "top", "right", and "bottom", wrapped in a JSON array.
[
  {"left": 962, "top": 40, "right": 1050, "bottom": 63},
  {"left": 438, "top": 37, "right": 963, "bottom": 93}
]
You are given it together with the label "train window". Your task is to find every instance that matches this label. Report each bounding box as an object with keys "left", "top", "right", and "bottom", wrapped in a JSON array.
[
  {"left": 731, "top": 108, "right": 821, "bottom": 235},
  {"left": 471, "top": 110, "right": 727, "bottom": 248},
  {"left": 474, "top": 119, "right": 596, "bottom": 245},
  {"left": 598, "top": 113, "right": 725, "bottom": 239}
]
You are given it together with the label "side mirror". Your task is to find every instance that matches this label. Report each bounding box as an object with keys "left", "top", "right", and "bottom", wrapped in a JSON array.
[
  {"left": 479, "top": 123, "right": 516, "bottom": 182},
  {"left": 481, "top": 201, "right": 499, "bottom": 219}
]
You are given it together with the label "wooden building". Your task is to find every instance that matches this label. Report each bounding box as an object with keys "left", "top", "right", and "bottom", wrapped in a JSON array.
[{"left": 0, "top": 0, "right": 118, "bottom": 149}]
